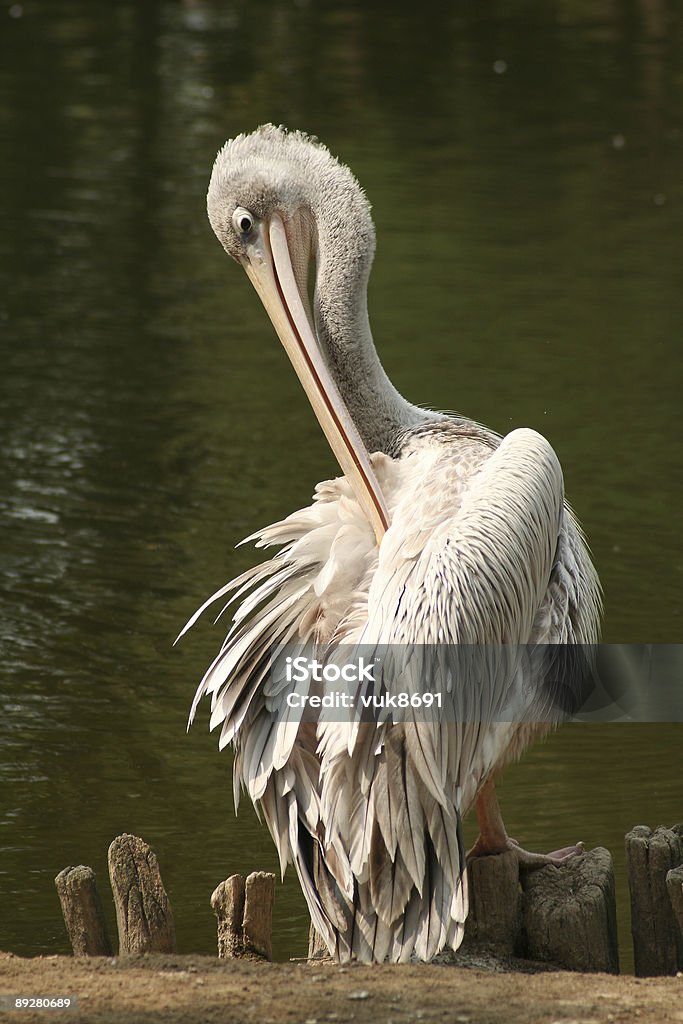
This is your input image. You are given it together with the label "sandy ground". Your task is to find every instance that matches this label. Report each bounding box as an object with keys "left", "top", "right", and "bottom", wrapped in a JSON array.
[{"left": 1, "top": 952, "right": 682, "bottom": 1024}]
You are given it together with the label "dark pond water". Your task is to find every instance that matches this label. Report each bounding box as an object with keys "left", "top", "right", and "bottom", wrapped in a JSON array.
[{"left": 1, "top": 0, "right": 681, "bottom": 969}]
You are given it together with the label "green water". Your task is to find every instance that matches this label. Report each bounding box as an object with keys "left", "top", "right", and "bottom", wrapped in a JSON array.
[{"left": 0, "top": 1, "right": 681, "bottom": 969}]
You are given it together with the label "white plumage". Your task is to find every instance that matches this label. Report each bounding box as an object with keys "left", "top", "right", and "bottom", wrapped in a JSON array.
[{"left": 183, "top": 126, "right": 602, "bottom": 963}]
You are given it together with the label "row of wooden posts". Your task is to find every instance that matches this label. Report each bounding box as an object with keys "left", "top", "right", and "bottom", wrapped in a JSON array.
[
  {"left": 462, "top": 824, "right": 683, "bottom": 975},
  {"left": 55, "top": 834, "right": 274, "bottom": 962},
  {"left": 56, "top": 825, "right": 683, "bottom": 975}
]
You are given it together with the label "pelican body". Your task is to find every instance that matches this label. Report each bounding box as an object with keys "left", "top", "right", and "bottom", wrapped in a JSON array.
[{"left": 184, "top": 126, "right": 602, "bottom": 962}]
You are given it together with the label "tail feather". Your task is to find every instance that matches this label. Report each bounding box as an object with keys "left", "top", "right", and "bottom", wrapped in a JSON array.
[{"left": 276, "top": 757, "right": 469, "bottom": 962}]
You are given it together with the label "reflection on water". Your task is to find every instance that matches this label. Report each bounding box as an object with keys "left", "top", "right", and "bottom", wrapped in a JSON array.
[{"left": 0, "top": 1, "right": 681, "bottom": 969}]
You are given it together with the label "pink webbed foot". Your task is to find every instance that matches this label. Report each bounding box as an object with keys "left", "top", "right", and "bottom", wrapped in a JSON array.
[
  {"left": 467, "top": 834, "right": 585, "bottom": 869},
  {"left": 468, "top": 779, "right": 585, "bottom": 869}
]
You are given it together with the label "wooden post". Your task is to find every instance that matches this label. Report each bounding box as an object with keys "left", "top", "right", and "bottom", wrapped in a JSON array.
[
  {"left": 522, "top": 847, "right": 619, "bottom": 973},
  {"left": 625, "top": 824, "right": 683, "bottom": 976},
  {"left": 666, "top": 865, "right": 683, "bottom": 950},
  {"left": 211, "top": 871, "right": 275, "bottom": 960},
  {"left": 463, "top": 850, "right": 521, "bottom": 954},
  {"left": 54, "top": 865, "right": 112, "bottom": 957},
  {"left": 211, "top": 875, "right": 245, "bottom": 959},
  {"left": 244, "top": 871, "right": 275, "bottom": 959},
  {"left": 107, "top": 834, "right": 176, "bottom": 955}
]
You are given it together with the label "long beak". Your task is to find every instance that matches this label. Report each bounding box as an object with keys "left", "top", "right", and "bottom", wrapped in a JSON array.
[{"left": 241, "top": 213, "right": 389, "bottom": 544}]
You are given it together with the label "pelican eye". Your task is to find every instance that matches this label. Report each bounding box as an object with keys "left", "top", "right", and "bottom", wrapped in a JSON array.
[{"left": 232, "top": 207, "right": 255, "bottom": 236}]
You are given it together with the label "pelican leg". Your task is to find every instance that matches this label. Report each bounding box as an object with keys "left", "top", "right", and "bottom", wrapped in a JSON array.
[{"left": 467, "top": 779, "right": 584, "bottom": 868}]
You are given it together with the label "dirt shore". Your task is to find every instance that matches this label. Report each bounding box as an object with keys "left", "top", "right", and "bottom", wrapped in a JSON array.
[{"left": 1, "top": 952, "right": 682, "bottom": 1024}]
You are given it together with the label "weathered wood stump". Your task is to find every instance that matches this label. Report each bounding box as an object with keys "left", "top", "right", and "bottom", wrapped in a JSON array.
[
  {"left": 463, "top": 850, "right": 521, "bottom": 954},
  {"left": 625, "top": 824, "right": 683, "bottom": 976},
  {"left": 54, "top": 865, "right": 112, "bottom": 956},
  {"left": 107, "top": 834, "right": 176, "bottom": 955},
  {"left": 211, "top": 875, "right": 245, "bottom": 958},
  {"left": 522, "top": 847, "right": 618, "bottom": 973},
  {"left": 211, "top": 871, "right": 275, "bottom": 960},
  {"left": 244, "top": 871, "right": 275, "bottom": 959},
  {"left": 666, "top": 865, "right": 683, "bottom": 946}
]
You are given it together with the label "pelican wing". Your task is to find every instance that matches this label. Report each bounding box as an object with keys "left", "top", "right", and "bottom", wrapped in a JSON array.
[{"left": 317, "top": 427, "right": 566, "bottom": 959}]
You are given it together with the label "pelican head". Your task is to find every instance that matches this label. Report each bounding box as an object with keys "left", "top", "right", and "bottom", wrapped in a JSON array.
[
  {"left": 207, "top": 124, "right": 374, "bottom": 271},
  {"left": 206, "top": 125, "right": 388, "bottom": 542}
]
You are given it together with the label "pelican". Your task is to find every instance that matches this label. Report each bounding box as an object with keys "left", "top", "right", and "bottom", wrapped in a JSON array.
[{"left": 182, "top": 125, "right": 602, "bottom": 963}]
